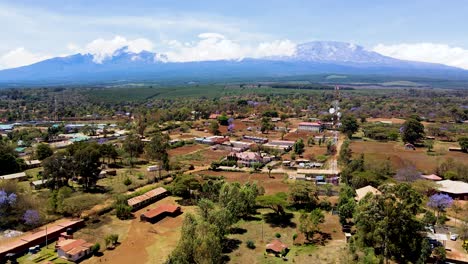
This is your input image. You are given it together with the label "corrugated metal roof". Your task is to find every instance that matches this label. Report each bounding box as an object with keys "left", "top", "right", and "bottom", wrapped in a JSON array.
[{"left": 127, "top": 187, "right": 167, "bottom": 207}]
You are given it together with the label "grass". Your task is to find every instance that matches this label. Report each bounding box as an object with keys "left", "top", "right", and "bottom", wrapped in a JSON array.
[{"left": 16, "top": 242, "right": 72, "bottom": 264}]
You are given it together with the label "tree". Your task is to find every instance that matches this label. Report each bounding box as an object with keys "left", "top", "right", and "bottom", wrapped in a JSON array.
[
  {"left": 401, "top": 118, "right": 425, "bottom": 144},
  {"left": 293, "top": 139, "right": 305, "bottom": 155},
  {"left": 337, "top": 185, "right": 356, "bottom": 225},
  {"left": 35, "top": 143, "right": 53, "bottom": 160},
  {"left": 256, "top": 192, "right": 288, "bottom": 215},
  {"left": 0, "top": 140, "right": 22, "bottom": 175},
  {"left": 218, "top": 182, "right": 263, "bottom": 219},
  {"left": 209, "top": 121, "right": 220, "bottom": 135},
  {"left": 427, "top": 194, "right": 453, "bottom": 221},
  {"left": 353, "top": 184, "right": 425, "bottom": 263},
  {"left": 260, "top": 117, "right": 274, "bottom": 133},
  {"left": 123, "top": 133, "right": 143, "bottom": 167},
  {"left": 105, "top": 234, "right": 119, "bottom": 249},
  {"left": 100, "top": 144, "right": 119, "bottom": 164},
  {"left": 424, "top": 140, "right": 434, "bottom": 152},
  {"left": 170, "top": 175, "right": 201, "bottom": 200},
  {"left": 73, "top": 145, "right": 101, "bottom": 190},
  {"left": 338, "top": 140, "right": 352, "bottom": 166},
  {"left": 458, "top": 137, "right": 468, "bottom": 153},
  {"left": 299, "top": 208, "right": 325, "bottom": 241},
  {"left": 267, "top": 165, "right": 273, "bottom": 178},
  {"left": 394, "top": 165, "right": 421, "bottom": 182},
  {"left": 341, "top": 115, "right": 359, "bottom": 139},
  {"left": 23, "top": 209, "right": 41, "bottom": 227},
  {"left": 42, "top": 153, "right": 75, "bottom": 190},
  {"left": 145, "top": 132, "right": 170, "bottom": 181},
  {"left": 288, "top": 181, "right": 318, "bottom": 209}
]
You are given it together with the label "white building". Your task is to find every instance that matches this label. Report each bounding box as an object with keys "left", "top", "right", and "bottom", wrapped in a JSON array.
[{"left": 297, "top": 122, "right": 321, "bottom": 132}]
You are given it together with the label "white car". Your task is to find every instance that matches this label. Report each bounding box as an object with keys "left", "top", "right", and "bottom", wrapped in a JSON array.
[{"left": 450, "top": 233, "right": 459, "bottom": 241}]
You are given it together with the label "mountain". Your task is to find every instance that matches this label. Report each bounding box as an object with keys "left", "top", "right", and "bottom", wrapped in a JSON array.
[{"left": 0, "top": 41, "right": 467, "bottom": 86}]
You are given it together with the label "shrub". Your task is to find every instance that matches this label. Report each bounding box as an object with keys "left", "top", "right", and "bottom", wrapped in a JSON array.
[
  {"left": 246, "top": 240, "right": 256, "bottom": 249},
  {"left": 123, "top": 177, "right": 132, "bottom": 186},
  {"left": 91, "top": 243, "right": 100, "bottom": 255},
  {"left": 137, "top": 173, "right": 144, "bottom": 180},
  {"left": 275, "top": 233, "right": 281, "bottom": 238},
  {"left": 293, "top": 233, "right": 298, "bottom": 241},
  {"left": 105, "top": 234, "right": 119, "bottom": 248}
]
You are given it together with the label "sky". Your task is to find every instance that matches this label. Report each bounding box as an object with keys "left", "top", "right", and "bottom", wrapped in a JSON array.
[{"left": 1, "top": 0, "right": 468, "bottom": 69}]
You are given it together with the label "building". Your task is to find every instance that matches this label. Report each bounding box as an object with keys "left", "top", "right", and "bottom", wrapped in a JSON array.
[
  {"left": 25, "top": 160, "right": 41, "bottom": 169},
  {"left": 127, "top": 187, "right": 168, "bottom": 210},
  {"left": 140, "top": 205, "right": 182, "bottom": 223},
  {"left": 0, "top": 172, "right": 28, "bottom": 181},
  {"left": 0, "top": 219, "right": 84, "bottom": 259},
  {"left": 420, "top": 174, "right": 442, "bottom": 181},
  {"left": 231, "top": 151, "right": 264, "bottom": 167},
  {"left": 263, "top": 140, "right": 295, "bottom": 151},
  {"left": 242, "top": 135, "right": 268, "bottom": 144},
  {"left": 30, "top": 179, "right": 48, "bottom": 190},
  {"left": 355, "top": 185, "right": 381, "bottom": 201},
  {"left": 195, "top": 136, "right": 230, "bottom": 145},
  {"left": 297, "top": 122, "right": 321, "bottom": 132},
  {"left": 266, "top": 239, "right": 288, "bottom": 256},
  {"left": 437, "top": 180, "right": 468, "bottom": 200},
  {"left": 56, "top": 239, "right": 93, "bottom": 262}
]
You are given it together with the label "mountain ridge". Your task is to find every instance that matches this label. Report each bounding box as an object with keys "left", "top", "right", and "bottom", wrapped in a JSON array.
[{"left": 1, "top": 41, "right": 467, "bottom": 86}]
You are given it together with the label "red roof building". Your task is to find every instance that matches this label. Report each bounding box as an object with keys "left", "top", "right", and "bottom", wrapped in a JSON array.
[
  {"left": 421, "top": 174, "right": 442, "bottom": 181},
  {"left": 298, "top": 122, "right": 321, "bottom": 132},
  {"left": 140, "top": 205, "right": 182, "bottom": 223},
  {"left": 57, "top": 239, "right": 93, "bottom": 262},
  {"left": 266, "top": 239, "right": 288, "bottom": 255}
]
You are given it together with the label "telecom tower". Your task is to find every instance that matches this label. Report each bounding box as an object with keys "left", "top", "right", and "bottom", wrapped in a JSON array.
[{"left": 328, "top": 85, "right": 341, "bottom": 129}]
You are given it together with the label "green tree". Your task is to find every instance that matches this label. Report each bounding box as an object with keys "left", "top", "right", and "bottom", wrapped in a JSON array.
[
  {"left": 260, "top": 117, "right": 274, "bottom": 134},
  {"left": 35, "top": 143, "right": 53, "bottom": 160},
  {"left": 209, "top": 121, "right": 220, "bottom": 135},
  {"left": 288, "top": 181, "right": 318, "bottom": 209},
  {"left": 145, "top": 131, "right": 170, "bottom": 181},
  {"left": 341, "top": 115, "right": 359, "bottom": 139},
  {"left": 353, "top": 183, "right": 425, "bottom": 263},
  {"left": 402, "top": 118, "right": 425, "bottom": 144},
  {"left": 337, "top": 185, "right": 356, "bottom": 225},
  {"left": 256, "top": 192, "right": 288, "bottom": 215},
  {"left": 458, "top": 137, "right": 468, "bottom": 153},
  {"left": 0, "top": 140, "right": 21, "bottom": 175},
  {"left": 42, "top": 153, "right": 75, "bottom": 190},
  {"left": 123, "top": 133, "right": 143, "bottom": 167},
  {"left": 299, "top": 208, "right": 325, "bottom": 241},
  {"left": 338, "top": 140, "right": 352, "bottom": 166},
  {"left": 73, "top": 145, "right": 101, "bottom": 190},
  {"left": 293, "top": 139, "right": 305, "bottom": 155}
]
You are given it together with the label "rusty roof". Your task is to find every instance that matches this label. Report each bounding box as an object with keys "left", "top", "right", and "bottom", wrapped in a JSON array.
[
  {"left": 266, "top": 239, "right": 288, "bottom": 253},
  {"left": 142, "top": 205, "right": 180, "bottom": 219},
  {"left": 127, "top": 187, "right": 167, "bottom": 207}
]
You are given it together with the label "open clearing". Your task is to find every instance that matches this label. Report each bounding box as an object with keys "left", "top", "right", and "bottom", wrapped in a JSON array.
[
  {"left": 227, "top": 209, "right": 346, "bottom": 264},
  {"left": 81, "top": 196, "right": 195, "bottom": 264},
  {"left": 350, "top": 141, "right": 467, "bottom": 173},
  {"left": 196, "top": 170, "right": 289, "bottom": 194}
]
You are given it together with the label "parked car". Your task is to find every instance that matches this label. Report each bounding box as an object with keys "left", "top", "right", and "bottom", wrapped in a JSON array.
[{"left": 450, "top": 233, "right": 459, "bottom": 241}]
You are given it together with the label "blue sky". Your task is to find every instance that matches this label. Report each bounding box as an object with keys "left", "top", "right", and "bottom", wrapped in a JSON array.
[{"left": 1, "top": 0, "right": 468, "bottom": 69}]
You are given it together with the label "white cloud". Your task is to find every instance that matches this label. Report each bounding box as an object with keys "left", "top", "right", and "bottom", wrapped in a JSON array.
[
  {"left": 373, "top": 43, "right": 468, "bottom": 70},
  {"left": 164, "top": 33, "right": 296, "bottom": 62},
  {"left": 76, "top": 36, "right": 155, "bottom": 63},
  {"left": 0, "top": 48, "right": 51, "bottom": 70}
]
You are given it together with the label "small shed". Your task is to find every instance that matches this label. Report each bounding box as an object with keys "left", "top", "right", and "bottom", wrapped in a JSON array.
[
  {"left": 56, "top": 239, "right": 93, "bottom": 262},
  {"left": 25, "top": 160, "right": 41, "bottom": 169},
  {"left": 140, "top": 205, "right": 182, "bottom": 223},
  {"left": 30, "top": 179, "right": 48, "bottom": 190},
  {"left": 266, "top": 239, "right": 289, "bottom": 256}
]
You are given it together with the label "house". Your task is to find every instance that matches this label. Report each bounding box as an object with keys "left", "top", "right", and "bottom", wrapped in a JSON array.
[
  {"left": 232, "top": 151, "right": 263, "bottom": 167},
  {"left": 30, "top": 179, "right": 48, "bottom": 190},
  {"left": 263, "top": 140, "right": 295, "bottom": 151},
  {"left": 242, "top": 135, "right": 268, "bottom": 144},
  {"left": 266, "top": 239, "right": 289, "bottom": 256},
  {"left": 25, "top": 160, "right": 41, "bottom": 169},
  {"left": 127, "top": 187, "right": 168, "bottom": 210},
  {"left": 298, "top": 122, "right": 321, "bottom": 132},
  {"left": 437, "top": 180, "right": 468, "bottom": 200},
  {"left": 56, "top": 239, "right": 93, "bottom": 262},
  {"left": 355, "top": 185, "right": 381, "bottom": 201},
  {"left": 140, "top": 205, "right": 182, "bottom": 223},
  {"left": 195, "top": 136, "right": 230, "bottom": 145},
  {"left": 420, "top": 174, "right": 442, "bottom": 181},
  {"left": 0, "top": 172, "right": 28, "bottom": 181}
]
